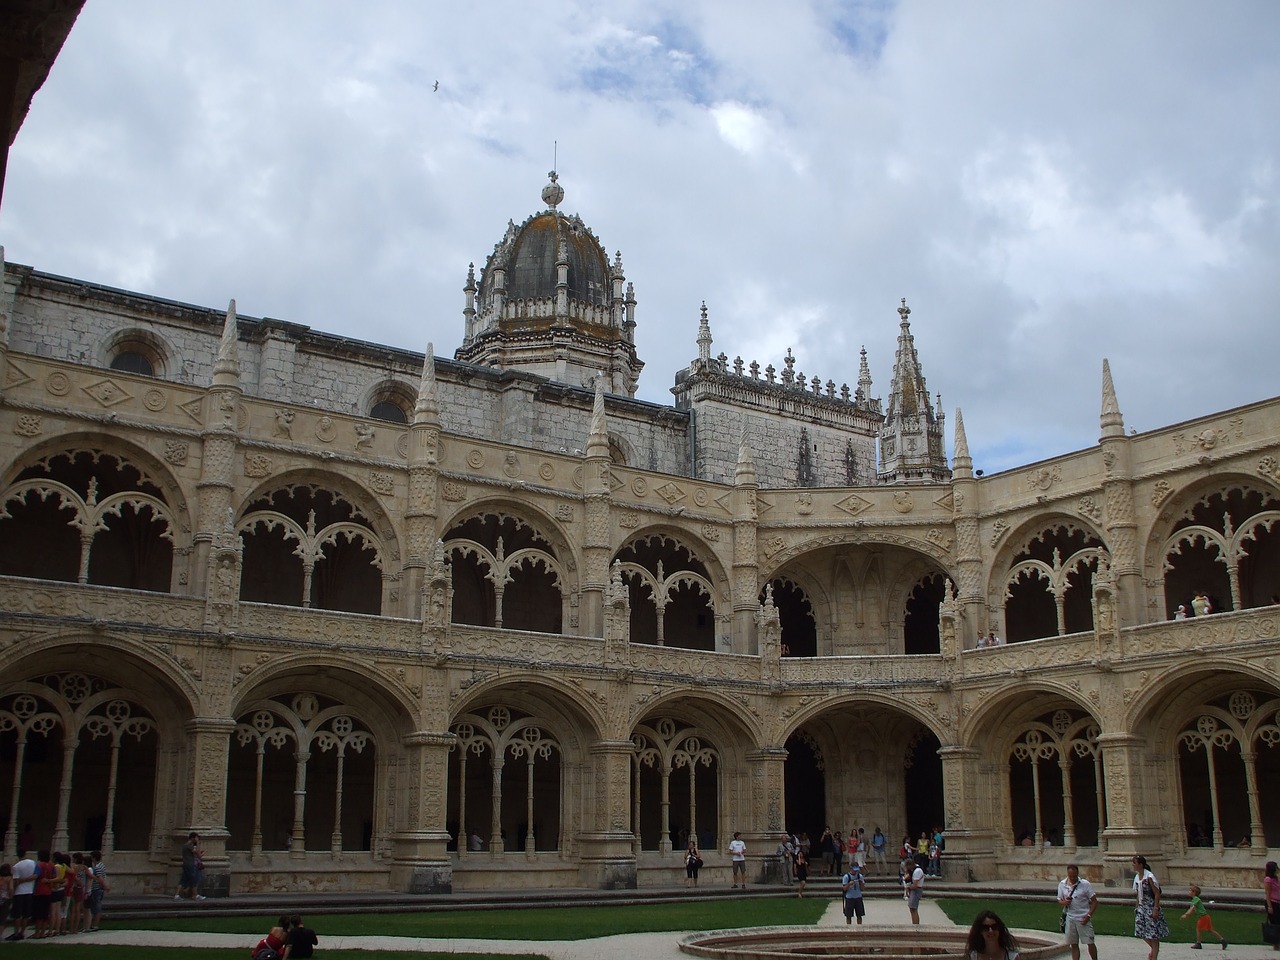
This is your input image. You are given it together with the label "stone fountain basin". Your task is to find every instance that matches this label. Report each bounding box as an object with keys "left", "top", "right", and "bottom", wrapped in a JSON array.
[{"left": 679, "top": 925, "right": 1070, "bottom": 959}]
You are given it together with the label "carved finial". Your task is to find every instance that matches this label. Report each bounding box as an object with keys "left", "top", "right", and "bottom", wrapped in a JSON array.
[
  {"left": 697, "top": 301, "right": 712, "bottom": 364},
  {"left": 414, "top": 342, "right": 439, "bottom": 422},
  {"left": 586, "top": 372, "right": 609, "bottom": 458},
  {"left": 213, "top": 299, "right": 240, "bottom": 386},
  {"left": 953, "top": 407, "right": 972, "bottom": 478},
  {"left": 736, "top": 429, "right": 757, "bottom": 486},
  {"left": 1100, "top": 358, "right": 1125, "bottom": 438},
  {"left": 898, "top": 297, "right": 911, "bottom": 324},
  {"left": 541, "top": 169, "right": 564, "bottom": 209}
]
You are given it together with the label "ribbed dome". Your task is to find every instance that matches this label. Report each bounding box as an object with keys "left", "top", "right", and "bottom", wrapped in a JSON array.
[{"left": 479, "top": 210, "right": 612, "bottom": 308}]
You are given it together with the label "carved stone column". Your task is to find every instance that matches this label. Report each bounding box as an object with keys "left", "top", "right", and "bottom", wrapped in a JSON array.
[
  {"left": 178, "top": 717, "right": 235, "bottom": 897},
  {"left": 579, "top": 739, "right": 637, "bottom": 889},
  {"left": 195, "top": 302, "right": 244, "bottom": 598},
  {"left": 936, "top": 745, "right": 995, "bottom": 880},
  {"left": 391, "top": 730, "right": 455, "bottom": 893},
  {"left": 745, "top": 746, "right": 788, "bottom": 883},
  {"left": 1096, "top": 732, "right": 1162, "bottom": 882},
  {"left": 405, "top": 346, "right": 442, "bottom": 619}
]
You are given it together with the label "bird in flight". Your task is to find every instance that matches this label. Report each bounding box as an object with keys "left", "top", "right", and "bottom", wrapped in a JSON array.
[{"left": 433, "top": 80, "right": 439, "bottom": 92}]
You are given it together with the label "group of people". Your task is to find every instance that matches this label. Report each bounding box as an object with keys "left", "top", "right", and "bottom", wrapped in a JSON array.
[
  {"left": 251, "top": 914, "right": 318, "bottom": 960},
  {"left": 0, "top": 848, "right": 107, "bottom": 941},
  {"left": 1173, "top": 592, "right": 1218, "bottom": 619},
  {"left": 975, "top": 630, "right": 1005, "bottom": 648}
]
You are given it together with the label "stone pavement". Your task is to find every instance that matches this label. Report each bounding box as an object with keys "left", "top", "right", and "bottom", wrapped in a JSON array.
[{"left": 47, "top": 891, "right": 1275, "bottom": 960}]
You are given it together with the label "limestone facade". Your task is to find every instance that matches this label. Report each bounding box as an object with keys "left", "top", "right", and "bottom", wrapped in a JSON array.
[{"left": 0, "top": 181, "right": 1278, "bottom": 897}]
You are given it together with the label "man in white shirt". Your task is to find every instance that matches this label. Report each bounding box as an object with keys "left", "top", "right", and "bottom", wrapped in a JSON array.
[
  {"left": 1057, "top": 863, "right": 1099, "bottom": 960},
  {"left": 904, "top": 859, "right": 925, "bottom": 924},
  {"left": 728, "top": 831, "right": 747, "bottom": 889},
  {"left": 7, "top": 850, "right": 37, "bottom": 940}
]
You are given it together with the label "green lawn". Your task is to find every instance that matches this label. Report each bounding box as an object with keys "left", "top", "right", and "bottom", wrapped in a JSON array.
[
  {"left": 109, "top": 897, "right": 829, "bottom": 940},
  {"left": 0, "top": 951, "right": 538, "bottom": 960},
  {"left": 937, "top": 899, "right": 1269, "bottom": 946}
]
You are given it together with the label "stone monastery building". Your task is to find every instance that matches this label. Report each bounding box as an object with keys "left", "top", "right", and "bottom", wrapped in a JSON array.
[{"left": 0, "top": 173, "right": 1278, "bottom": 896}]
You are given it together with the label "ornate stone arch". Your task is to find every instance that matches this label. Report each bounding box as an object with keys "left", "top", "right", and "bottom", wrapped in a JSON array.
[
  {"left": 441, "top": 498, "right": 579, "bottom": 633},
  {"left": 236, "top": 469, "right": 397, "bottom": 614},
  {"left": 989, "top": 513, "right": 1109, "bottom": 642},
  {"left": 1143, "top": 474, "right": 1280, "bottom": 616},
  {"left": 614, "top": 526, "right": 728, "bottom": 650},
  {"left": 0, "top": 434, "right": 195, "bottom": 590}
]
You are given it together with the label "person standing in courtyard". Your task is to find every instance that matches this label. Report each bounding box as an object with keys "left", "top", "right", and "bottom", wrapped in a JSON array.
[
  {"left": 1058, "top": 863, "right": 1099, "bottom": 960},
  {"left": 841, "top": 862, "right": 865, "bottom": 925},
  {"left": 871, "top": 826, "right": 887, "bottom": 876},
  {"left": 729, "top": 831, "right": 747, "bottom": 889},
  {"left": 1265, "top": 861, "right": 1280, "bottom": 950},
  {"left": 793, "top": 847, "right": 808, "bottom": 897},
  {"left": 1132, "top": 854, "right": 1168, "bottom": 960},
  {"left": 904, "top": 854, "right": 925, "bottom": 924},
  {"left": 684, "top": 840, "right": 702, "bottom": 888}
]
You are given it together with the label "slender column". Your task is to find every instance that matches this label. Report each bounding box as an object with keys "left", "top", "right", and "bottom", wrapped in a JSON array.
[
  {"left": 1241, "top": 749, "right": 1266, "bottom": 857},
  {"left": 493, "top": 582, "right": 505, "bottom": 628},
  {"left": 76, "top": 531, "right": 93, "bottom": 584},
  {"left": 252, "top": 744, "right": 266, "bottom": 857},
  {"left": 1054, "top": 595, "right": 1066, "bottom": 637},
  {"left": 290, "top": 750, "right": 310, "bottom": 858},
  {"left": 52, "top": 735, "right": 78, "bottom": 852},
  {"left": 1093, "top": 752, "right": 1107, "bottom": 850},
  {"left": 457, "top": 751, "right": 468, "bottom": 859},
  {"left": 100, "top": 737, "right": 123, "bottom": 855},
  {"left": 300, "top": 560, "right": 315, "bottom": 608},
  {"left": 1059, "top": 756, "right": 1076, "bottom": 850},
  {"left": 632, "top": 758, "right": 642, "bottom": 852},
  {"left": 524, "top": 756, "right": 536, "bottom": 859},
  {"left": 1030, "top": 756, "right": 1044, "bottom": 846},
  {"left": 1204, "top": 747, "right": 1223, "bottom": 850},
  {"left": 688, "top": 763, "right": 698, "bottom": 849},
  {"left": 489, "top": 755, "right": 505, "bottom": 854},
  {"left": 4, "top": 732, "right": 29, "bottom": 856},
  {"left": 659, "top": 763, "right": 673, "bottom": 852},
  {"left": 330, "top": 751, "right": 346, "bottom": 858}
]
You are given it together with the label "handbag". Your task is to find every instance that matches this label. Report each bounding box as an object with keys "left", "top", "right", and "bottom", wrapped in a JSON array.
[{"left": 1060, "top": 881, "right": 1078, "bottom": 933}]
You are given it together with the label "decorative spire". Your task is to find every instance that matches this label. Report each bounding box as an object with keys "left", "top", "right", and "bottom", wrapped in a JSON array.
[
  {"left": 212, "top": 299, "right": 240, "bottom": 386},
  {"left": 952, "top": 407, "right": 972, "bottom": 478},
  {"left": 697, "top": 301, "right": 712, "bottom": 364},
  {"left": 586, "top": 372, "right": 610, "bottom": 459},
  {"left": 857, "top": 346, "right": 872, "bottom": 400},
  {"left": 414, "top": 342, "right": 439, "bottom": 422},
  {"left": 878, "top": 298, "right": 949, "bottom": 484},
  {"left": 1100, "top": 358, "right": 1125, "bottom": 438}
]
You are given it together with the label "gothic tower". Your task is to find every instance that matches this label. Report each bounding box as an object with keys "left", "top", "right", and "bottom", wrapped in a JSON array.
[{"left": 877, "top": 298, "right": 949, "bottom": 483}]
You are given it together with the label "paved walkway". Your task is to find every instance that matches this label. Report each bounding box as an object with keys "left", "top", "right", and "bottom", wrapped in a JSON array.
[{"left": 45, "top": 894, "right": 1259, "bottom": 960}]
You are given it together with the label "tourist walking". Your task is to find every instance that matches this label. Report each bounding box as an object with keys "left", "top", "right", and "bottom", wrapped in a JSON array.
[
  {"left": 85, "top": 850, "right": 108, "bottom": 932},
  {"left": 841, "top": 862, "right": 865, "bottom": 925},
  {"left": 1057, "top": 863, "right": 1098, "bottom": 960},
  {"left": 794, "top": 849, "right": 808, "bottom": 897},
  {"left": 728, "top": 831, "right": 747, "bottom": 889},
  {"left": 1131, "top": 854, "right": 1168, "bottom": 960},
  {"left": 176, "top": 832, "right": 207, "bottom": 900},
  {"left": 1264, "top": 861, "right": 1280, "bottom": 949}
]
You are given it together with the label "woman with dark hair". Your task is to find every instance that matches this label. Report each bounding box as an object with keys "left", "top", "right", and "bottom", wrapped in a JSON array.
[
  {"left": 966, "top": 910, "right": 1020, "bottom": 960},
  {"left": 1131, "top": 855, "right": 1168, "bottom": 960},
  {"left": 1264, "top": 861, "right": 1279, "bottom": 949}
]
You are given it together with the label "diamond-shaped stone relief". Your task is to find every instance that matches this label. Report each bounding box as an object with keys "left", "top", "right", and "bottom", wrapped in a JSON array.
[
  {"left": 5, "top": 359, "right": 35, "bottom": 390},
  {"left": 82, "top": 378, "right": 133, "bottom": 407},
  {"left": 835, "top": 493, "right": 873, "bottom": 516},
  {"left": 655, "top": 481, "right": 686, "bottom": 505}
]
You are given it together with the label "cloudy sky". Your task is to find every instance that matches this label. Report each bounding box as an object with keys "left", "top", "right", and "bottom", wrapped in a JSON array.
[{"left": 3, "top": 1, "right": 1277, "bottom": 474}]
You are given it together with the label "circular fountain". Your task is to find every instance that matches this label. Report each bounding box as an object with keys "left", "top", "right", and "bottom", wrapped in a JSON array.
[{"left": 679, "top": 925, "right": 1070, "bottom": 960}]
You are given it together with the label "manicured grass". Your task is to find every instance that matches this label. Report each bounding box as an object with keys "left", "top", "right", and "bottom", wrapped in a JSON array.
[
  {"left": 109, "top": 897, "right": 829, "bottom": 940},
  {"left": 938, "top": 898, "right": 1270, "bottom": 946},
  {"left": 2, "top": 951, "right": 541, "bottom": 960}
]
